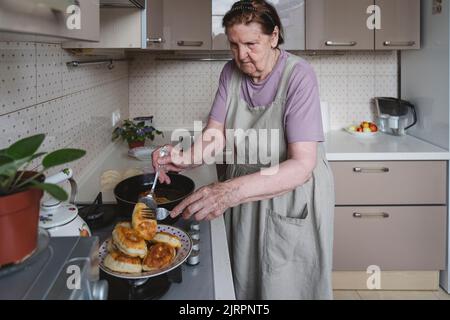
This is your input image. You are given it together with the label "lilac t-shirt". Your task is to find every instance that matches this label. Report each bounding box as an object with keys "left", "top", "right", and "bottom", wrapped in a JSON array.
[{"left": 209, "top": 50, "right": 324, "bottom": 143}]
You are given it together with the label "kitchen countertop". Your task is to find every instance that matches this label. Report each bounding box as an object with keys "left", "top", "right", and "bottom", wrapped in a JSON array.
[{"left": 325, "top": 130, "right": 450, "bottom": 161}]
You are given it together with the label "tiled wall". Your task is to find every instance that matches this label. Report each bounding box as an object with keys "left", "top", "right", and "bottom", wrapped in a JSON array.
[
  {"left": 128, "top": 51, "right": 397, "bottom": 130},
  {"left": 0, "top": 41, "right": 129, "bottom": 178}
]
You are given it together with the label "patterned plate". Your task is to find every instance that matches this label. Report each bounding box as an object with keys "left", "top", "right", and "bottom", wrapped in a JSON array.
[{"left": 99, "top": 224, "right": 192, "bottom": 280}]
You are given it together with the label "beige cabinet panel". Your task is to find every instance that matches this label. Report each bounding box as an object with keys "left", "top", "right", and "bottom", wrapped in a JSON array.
[
  {"left": 0, "top": 0, "right": 99, "bottom": 42},
  {"left": 333, "top": 206, "right": 447, "bottom": 271},
  {"left": 146, "top": 0, "right": 165, "bottom": 49},
  {"left": 375, "top": 0, "right": 420, "bottom": 50},
  {"left": 162, "top": 0, "right": 211, "bottom": 50},
  {"left": 330, "top": 161, "right": 447, "bottom": 205},
  {"left": 64, "top": 8, "right": 141, "bottom": 49},
  {"left": 306, "top": 0, "right": 374, "bottom": 50}
]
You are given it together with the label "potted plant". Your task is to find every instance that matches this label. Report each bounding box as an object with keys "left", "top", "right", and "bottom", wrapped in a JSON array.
[
  {"left": 112, "top": 119, "right": 163, "bottom": 149},
  {"left": 0, "top": 134, "right": 85, "bottom": 266}
]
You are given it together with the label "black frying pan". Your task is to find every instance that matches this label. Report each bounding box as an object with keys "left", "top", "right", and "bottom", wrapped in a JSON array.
[{"left": 113, "top": 173, "right": 195, "bottom": 225}]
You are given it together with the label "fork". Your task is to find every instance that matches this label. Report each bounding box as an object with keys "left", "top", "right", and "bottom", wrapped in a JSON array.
[{"left": 136, "top": 146, "right": 169, "bottom": 219}]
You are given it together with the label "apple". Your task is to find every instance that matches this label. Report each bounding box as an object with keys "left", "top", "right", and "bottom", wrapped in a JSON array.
[
  {"left": 356, "top": 127, "right": 363, "bottom": 133},
  {"left": 363, "top": 128, "right": 372, "bottom": 133},
  {"left": 369, "top": 124, "right": 378, "bottom": 132}
]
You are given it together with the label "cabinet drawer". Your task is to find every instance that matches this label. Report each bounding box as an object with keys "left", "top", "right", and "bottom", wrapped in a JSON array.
[
  {"left": 333, "top": 206, "right": 447, "bottom": 271},
  {"left": 330, "top": 161, "right": 447, "bottom": 205}
]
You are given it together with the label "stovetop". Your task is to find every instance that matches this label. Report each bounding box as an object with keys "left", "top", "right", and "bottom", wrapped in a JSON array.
[{"left": 76, "top": 193, "right": 215, "bottom": 300}]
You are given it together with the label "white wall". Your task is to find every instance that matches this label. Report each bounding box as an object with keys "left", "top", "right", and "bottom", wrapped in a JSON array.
[{"left": 402, "top": 0, "right": 450, "bottom": 150}]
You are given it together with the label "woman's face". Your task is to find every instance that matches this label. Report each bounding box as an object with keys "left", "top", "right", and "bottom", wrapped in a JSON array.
[{"left": 226, "top": 22, "right": 279, "bottom": 79}]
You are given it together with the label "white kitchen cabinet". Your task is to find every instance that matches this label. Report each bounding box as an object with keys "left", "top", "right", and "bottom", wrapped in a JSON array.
[
  {"left": 212, "top": 0, "right": 305, "bottom": 51},
  {"left": 0, "top": 0, "right": 99, "bottom": 42}
]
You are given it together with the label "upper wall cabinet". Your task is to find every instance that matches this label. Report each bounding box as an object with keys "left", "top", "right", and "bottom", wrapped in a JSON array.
[
  {"left": 0, "top": 0, "right": 99, "bottom": 42},
  {"left": 212, "top": 0, "right": 305, "bottom": 51},
  {"left": 146, "top": 0, "right": 211, "bottom": 50},
  {"left": 306, "top": 0, "right": 374, "bottom": 50},
  {"left": 375, "top": 0, "right": 420, "bottom": 50},
  {"left": 63, "top": 8, "right": 142, "bottom": 48},
  {"left": 305, "top": 0, "right": 420, "bottom": 50}
]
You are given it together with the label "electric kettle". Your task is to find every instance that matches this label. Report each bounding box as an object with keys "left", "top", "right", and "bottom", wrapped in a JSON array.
[
  {"left": 39, "top": 168, "right": 91, "bottom": 237},
  {"left": 374, "top": 97, "right": 418, "bottom": 136}
]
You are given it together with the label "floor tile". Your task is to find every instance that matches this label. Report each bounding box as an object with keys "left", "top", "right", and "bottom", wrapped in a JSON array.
[
  {"left": 333, "top": 291, "right": 361, "bottom": 300},
  {"left": 357, "top": 291, "right": 438, "bottom": 300}
]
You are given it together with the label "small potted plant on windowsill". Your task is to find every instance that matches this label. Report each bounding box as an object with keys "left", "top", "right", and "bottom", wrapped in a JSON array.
[
  {"left": 0, "top": 134, "right": 85, "bottom": 266},
  {"left": 112, "top": 119, "right": 163, "bottom": 149}
]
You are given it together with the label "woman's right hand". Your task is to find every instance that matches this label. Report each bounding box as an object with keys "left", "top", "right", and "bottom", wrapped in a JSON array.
[{"left": 151, "top": 144, "right": 189, "bottom": 184}]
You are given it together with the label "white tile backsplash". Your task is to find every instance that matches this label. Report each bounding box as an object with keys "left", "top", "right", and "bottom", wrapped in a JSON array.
[
  {"left": 129, "top": 51, "right": 398, "bottom": 130},
  {"left": 0, "top": 41, "right": 129, "bottom": 179}
]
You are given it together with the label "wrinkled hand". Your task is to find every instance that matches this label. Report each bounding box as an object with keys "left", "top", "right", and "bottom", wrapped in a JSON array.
[
  {"left": 170, "top": 182, "right": 239, "bottom": 221},
  {"left": 151, "top": 144, "right": 190, "bottom": 184}
]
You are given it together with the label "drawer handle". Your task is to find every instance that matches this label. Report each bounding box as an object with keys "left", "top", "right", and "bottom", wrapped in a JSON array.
[
  {"left": 147, "top": 37, "right": 164, "bottom": 44},
  {"left": 383, "top": 41, "right": 416, "bottom": 47},
  {"left": 325, "top": 41, "right": 357, "bottom": 47},
  {"left": 353, "top": 167, "right": 389, "bottom": 173},
  {"left": 353, "top": 212, "right": 390, "bottom": 219},
  {"left": 177, "top": 41, "right": 204, "bottom": 47}
]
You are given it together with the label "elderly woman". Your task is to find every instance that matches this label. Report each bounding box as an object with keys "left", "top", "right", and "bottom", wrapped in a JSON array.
[{"left": 152, "top": 0, "right": 334, "bottom": 300}]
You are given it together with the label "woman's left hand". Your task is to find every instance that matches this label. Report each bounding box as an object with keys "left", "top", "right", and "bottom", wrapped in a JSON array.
[{"left": 170, "top": 182, "right": 238, "bottom": 221}]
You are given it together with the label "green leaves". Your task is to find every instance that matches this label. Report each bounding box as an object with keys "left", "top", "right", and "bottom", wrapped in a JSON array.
[
  {"left": 30, "top": 182, "right": 68, "bottom": 201},
  {"left": 112, "top": 119, "right": 163, "bottom": 143},
  {"left": 5, "top": 134, "right": 45, "bottom": 159},
  {"left": 0, "top": 133, "right": 86, "bottom": 198},
  {"left": 42, "top": 149, "right": 86, "bottom": 169}
]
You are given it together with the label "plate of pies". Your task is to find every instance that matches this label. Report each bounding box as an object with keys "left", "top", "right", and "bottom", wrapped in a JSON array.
[{"left": 99, "top": 216, "right": 192, "bottom": 279}]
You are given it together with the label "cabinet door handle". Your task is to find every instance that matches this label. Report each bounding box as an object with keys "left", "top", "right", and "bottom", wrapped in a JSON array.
[
  {"left": 147, "top": 37, "right": 164, "bottom": 43},
  {"left": 177, "top": 41, "right": 204, "bottom": 47},
  {"left": 353, "top": 212, "right": 390, "bottom": 219},
  {"left": 383, "top": 41, "right": 415, "bottom": 47},
  {"left": 353, "top": 167, "right": 390, "bottom": 173},
  {"left": 325, "top": 41, "right": 357, "bottom": 47}
]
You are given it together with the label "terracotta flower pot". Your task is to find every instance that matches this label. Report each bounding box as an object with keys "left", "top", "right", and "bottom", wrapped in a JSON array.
[
  {"left": 0, "top": 184, "right": 43, "bottom": 266},
  {"left": 128, "top": 140, "right": 145, "bottom": 149}
]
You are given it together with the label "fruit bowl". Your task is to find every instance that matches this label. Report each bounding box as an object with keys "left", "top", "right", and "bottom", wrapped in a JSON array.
[
  {"left": 345, "top": 121, "right": 379, "bottom": 138},
  {"left": 345, "top": 128, "right": 379, "bottom": 138}
]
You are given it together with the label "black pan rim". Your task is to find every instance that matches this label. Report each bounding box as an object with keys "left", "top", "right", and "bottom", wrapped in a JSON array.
[{"left": 113, "top": 173, "right": 195, "bottom": 206}]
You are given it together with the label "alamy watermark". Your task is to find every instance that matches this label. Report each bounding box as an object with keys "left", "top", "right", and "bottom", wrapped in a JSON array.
[
  {"left": 66, "top": 5, "right": 81, "bottom": 30},
  {"left": 66, "top": 265, "right": 81, "bottom": 290},
  {"left": 170, "top": 121, "right": 281, "bottom": 176},
  {"left": 366, "top": 265, "right": 382, "bottom": 290}
]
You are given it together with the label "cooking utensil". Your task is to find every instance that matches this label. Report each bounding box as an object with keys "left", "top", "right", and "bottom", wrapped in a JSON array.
[
  {"left": 140, "top": 208, "right": 171, "bottom": 221},
  {"left": 133, "top": 147, "right": 168, "bottom": 219},
  {"left": 113, "top": 173, "right": 195, "bottom": 224}
]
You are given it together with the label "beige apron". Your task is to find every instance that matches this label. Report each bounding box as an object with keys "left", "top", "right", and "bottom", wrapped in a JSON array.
[{"left": 222, "top": 54, "right": 335, "bottom": 300}]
